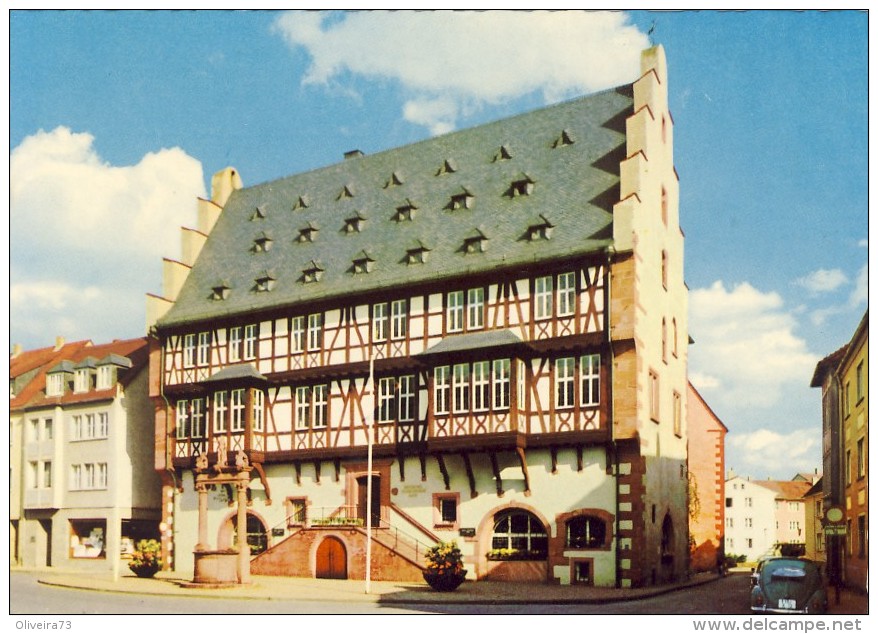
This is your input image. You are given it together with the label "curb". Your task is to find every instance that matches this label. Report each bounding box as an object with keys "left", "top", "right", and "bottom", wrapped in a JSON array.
[{"left": 34, "top": 571, "right": 724, "bottom": 605}]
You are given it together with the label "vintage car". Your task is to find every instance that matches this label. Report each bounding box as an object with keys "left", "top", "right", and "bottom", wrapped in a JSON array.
[{"left": 750, "top": 557, "right": 828, "bottom": 614}]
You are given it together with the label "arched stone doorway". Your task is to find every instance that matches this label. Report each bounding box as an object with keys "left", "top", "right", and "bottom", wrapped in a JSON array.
[
  {"left": 219, "top": 511, "right": 269, "bottom": 556},
  {"left": 315, "top": 536, "right": 347, "bottom": 579}
]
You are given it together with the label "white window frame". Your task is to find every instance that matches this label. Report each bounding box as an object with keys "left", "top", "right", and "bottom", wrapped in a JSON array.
[
  {"left": 176, "top": 400, "right": 189, "bottom": 439},
  {"left": 86, "top": 413, "right": 96, "bottom": 438},
  {"left": 391, "top": 300, "right": 407, "bottom": 340},
  {"left": 197, "top": 331, "right": 211, "bottom": 366},
  {"left": 252, "top": 390, "right": 264, "bottom": 432},
  {"left": 398, "top": 375, "right": 415, "bottom": 422},
  {"left": 46, "top": 373, "right": 64, "bottom": 397},
  {"left": 378, "top": 377, "right": 396, "bottom": 423},
  {"left": 243, "top": 324, "right": 258, "bottom": 360},
  {"left": 434, "top": 366, "right": 450, "bottom": 415},
  {"left": 535, "top": 275, "right": 553, "bottom": 320},
  {"left": 97, "top": 463, "right": 108, "bottom": 489},
  {"left": 231, "top": 389, "right": 246, "bottom": 432},
  {"left": 183, "top": 334, "right": 196, "bottom": 368},
  {"left": 580, "top": 354, "right": 600, "bottom": 407},
  {"left": 70, "top": 464, "right": 82, "bottom": 490},
  {"left": 96, "top": 365, "right": 114, "bottom": 390},
  {"left": 307, "top": 313, "right": 323, "bottom": 351},
  {"left": 42, "top": 460, "right": 53, "bottom": 489},
  {"left": 467, "top": 287, "right": 485, "bottom": 330},
  {"left": 74, "top": 368, "right": 90, "bottom": 393},
  {"left": 373, "top": 303, "right": 388, "bottom": 342},
  {"left": 190, "top": 398, "right": 205, "bottom": 438},
  {"left": 493, "top": 359, "right": 511, "bottom": 410},
  {"left": 295, "top": 387, "right": 311, "bottom": 430},
  {"left": 447, "top": 291, "right": 464, "bottom": 333},
  {"left": 556, "top": 357, "right": 575, "bottom": 408},
  {"left": 452, "top": 363, "right": 470, "bottom": 413},
  {"left": 228, "top": 327, "right": 242, "bottom": 362},
  {"left": 97, "top": 412, "right": 108, "bottom": 438},
  {"left": 312, "top": 385, "right": 327, "bottom": 429},
  {"left": 291, "top": 316, "right": 305, "bottom": 353},
  {"left": 557, "top": 271, "right": 576, "bottom": 317},
  {"left": 72, "top": 415, "right": 83, "bottom": 440},
  {"left": 213, "top": 391, "right": 228, "bottom": 433},
  {"left": 473, "top": 361, "right": 490, "bottom": 412}
]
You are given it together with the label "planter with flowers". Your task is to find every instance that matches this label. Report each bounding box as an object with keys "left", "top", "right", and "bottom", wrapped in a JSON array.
[
  {"left": 423, "top": 540, "right": 467, "bottom": 592},
  {"left": 128, "top": 539, "right": 162, "bottom": 578}
]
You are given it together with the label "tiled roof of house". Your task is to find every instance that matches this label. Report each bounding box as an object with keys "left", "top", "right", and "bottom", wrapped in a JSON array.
[
  {"left": 9, "top": 340, "right": 93, "bottom": 411},
  {"left": 754, "top": 480, "right": 813, "bottom": 501},
  {"left": 157, "top": 84, "right": 635, "bottom": 329},
  {"left": 20, "top": 337, "right": 148, "bottom": 410}
]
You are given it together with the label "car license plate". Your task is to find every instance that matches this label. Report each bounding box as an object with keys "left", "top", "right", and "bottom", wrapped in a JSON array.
[{"left": 778, "top": 599, "right": 797, "bottom": 609}]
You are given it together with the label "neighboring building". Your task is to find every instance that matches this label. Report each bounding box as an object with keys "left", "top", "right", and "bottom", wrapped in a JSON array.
[
  {"left": 11, "top": 337, "right": 162, "bottom": 571},
  {"left": 724, "top": 475, "right": 811, "bottom": 562},
  {"left": 802, "top": 476, "right": 825, "bottom": 563},
  {"left": 10, "top": 338, "right": 92, "bottom": 566},
  {"left": 150, "top": 45, "right": 690, "bottom": 587},
  {"left": 687, "top": 382, "right": 727, "bottom": 573},
  {"left": 811, "top": 310, "right": 868, "bottom": 593}
]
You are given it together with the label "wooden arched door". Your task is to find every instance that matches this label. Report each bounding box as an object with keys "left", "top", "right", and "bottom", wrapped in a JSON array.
[{"left": 316, "top": 536, "right": 347, "bottom": 579}]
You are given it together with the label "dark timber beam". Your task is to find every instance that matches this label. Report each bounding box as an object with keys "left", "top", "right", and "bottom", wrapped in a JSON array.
[
  {"left": 516, "top": 447, "right": 531, "bottom": 496},
  {"left": 419, "top": 454, "right": 427, "bottom": 481},
  {"left": 436, "top": 454, "right": 450, "bottom": 490},
  {"left": 399, "top": 456, "right": 406, "bottom": 481},
  {"left": 313, "top": 460, "right": 321, "bottom": 484},
  {"left": 293, "top": 461, "right": 301, "bottom": 485},
  {"left": 550, "top": 448, "right": 558, "bottom": 474},
  {"left": 577, "top": 446, "right": 584, "bottom": 472},
  {"left": 490, "top": 452, "right": 504, "bottom": 497},
  {"left": 460, "top": 452, "right": 477, "bottom": 498},
  {"left": 253, "top": 462, "right": 272, "bottom": 505},
  {"left": 334, "top": 459, "right": 341, "bottom": 482}
]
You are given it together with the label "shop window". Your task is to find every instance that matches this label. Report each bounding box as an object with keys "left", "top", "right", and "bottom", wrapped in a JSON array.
[
  {"left": 69, "top": 519, "right": 106, "bottom": 559},
  {"left": 489, "top": 509, "right": 547, "bottom": 559}
]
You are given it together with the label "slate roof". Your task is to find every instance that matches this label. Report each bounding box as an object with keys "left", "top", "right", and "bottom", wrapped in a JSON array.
[{"left": 158, "top": 84, "right": 634, "bottom": 329}]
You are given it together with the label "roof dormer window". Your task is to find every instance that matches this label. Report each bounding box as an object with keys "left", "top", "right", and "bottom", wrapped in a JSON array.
[
  {"left": 385, "top": 172, "right": 404, "bottom": 188},
  {"left": 302, "top": 261, "right": 324, "bottom": 284},
  {"left": 344, "top": 212, "right": 366, "bottom": 234},
  {"left": 462, "top": 229, "right": 488, "bottom": 254},
  {"left": 211, "top": 281, "right": 231, "bottom": 301},
  {"left": 292, "top": 195, "right": 309, "bottom": 211},
  {"left": 395, "top": 199, "right": 418, "bottom": 222},
  {"left": 527, "top": 214, "right": 555, "bottom": 241},
  {"left": 449, "top": 187, "right": 474, "bottom": 211},
  {"left": 437, "top": 159, "right": 457, "bottom": 176},
  {"left": 509, "top": 173, "right": 535, "bottom": 197},
  {"left": 352, "top": 251, "right": 375, "bottom": 275},
  {"left": 253, "top": 232, "right": 273, "bottom": 252},
  {"left": 297, "top": 223, "right": 319, "bottom": 243},
  {"left": 254, "top": 270, "right": 276, "bottom": 293},
  {"left": 73, "top": 368, "right": 92, "bottom": 393},
  {"left": 250, "top": 205, "right": 267, "bottom": 221},
  {"left": 406, "top": 241, "right": 431, "bottom": 265},
  {"left": 493, "top": 145, "right": 513, "bottom": 162},
  {"left": 46, "top": 373, "right": 65, "bottom": 397},
  {"left": 337, "top": 185, "right": 354, "bottom": 200},
  {"left": 552, "top": 129, "right": 575, "bottom": 148}
]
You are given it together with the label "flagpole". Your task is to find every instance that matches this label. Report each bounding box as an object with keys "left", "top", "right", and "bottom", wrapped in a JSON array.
[{"left": 365, "top": 355, "right": 374, "bottom": 594}]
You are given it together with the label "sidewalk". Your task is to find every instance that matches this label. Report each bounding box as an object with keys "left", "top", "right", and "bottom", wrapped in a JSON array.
[
  {"left": 29, "top": 568, "right": 869, "bottom": 612},
  {"left": 32, "top": 568, "right": 721, "bottom": 606}
]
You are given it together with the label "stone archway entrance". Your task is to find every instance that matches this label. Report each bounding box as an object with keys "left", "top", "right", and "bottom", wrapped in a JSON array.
[{"left": 315, "top": 536, "right": 347, "bottom": 579}]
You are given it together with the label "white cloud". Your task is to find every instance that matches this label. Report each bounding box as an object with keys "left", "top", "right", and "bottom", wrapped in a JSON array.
[
  {"left": 689, "top": 281, "right": 818, "bottom": 410},
  {"left": 849, "top": 264, "right": 868, "bottom": 307},
  {"left": 272, "top": 10, "right": 648, "bottom": 132},
  {"left": 11, "top": 127, "right": 205, "bottom": 261},
  {"left": 727, "top": 428, "right": 820, "bottom": 477},
  {"left": 9, "top": 127, "right": 206, "bottom": 347},
  {"left": 794, "top": 268, "right": 848, "bottom": 294},
  {"left": 689, "top": 372, "right": 720, "bottom": 391}
]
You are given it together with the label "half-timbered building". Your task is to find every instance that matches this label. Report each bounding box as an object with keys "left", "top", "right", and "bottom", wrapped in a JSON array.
[{"left": 150, "top": 45, "right": 689, "bottom": 587}]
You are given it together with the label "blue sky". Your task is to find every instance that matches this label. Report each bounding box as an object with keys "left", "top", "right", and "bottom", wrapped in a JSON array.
[{"left": 6, "top": 9, "right": 869, "bottom": 480}]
